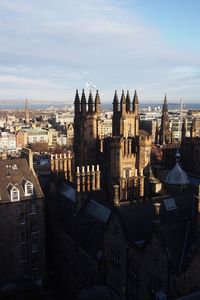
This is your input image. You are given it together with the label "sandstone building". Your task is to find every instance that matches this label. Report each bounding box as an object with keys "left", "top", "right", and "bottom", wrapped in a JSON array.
[{"left": 0, "top": 158, "right": 46, "bottom": 292}]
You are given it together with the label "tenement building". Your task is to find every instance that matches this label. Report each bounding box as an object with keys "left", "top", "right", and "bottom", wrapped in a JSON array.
[{"left": 0, "top": 158, "right": 45, "bottom": 292}]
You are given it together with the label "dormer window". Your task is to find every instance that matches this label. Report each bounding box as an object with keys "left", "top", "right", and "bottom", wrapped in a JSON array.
[
  {"left": 25, "top": 181, "right": 33, "bottom": 196},
  {"left": 21, "top": 178, "right": 34, "bottom": 196},
  {"left": 7, "top": 184, "right": 20, "bottom": 202}
]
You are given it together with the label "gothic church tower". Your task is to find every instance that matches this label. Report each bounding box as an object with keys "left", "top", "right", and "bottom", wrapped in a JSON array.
[
  {"left": 106, "top": 90, "right": 151, "bottom": 201},
  {"left": 73, "top": 89, "right": 101, "bottom": 168}
]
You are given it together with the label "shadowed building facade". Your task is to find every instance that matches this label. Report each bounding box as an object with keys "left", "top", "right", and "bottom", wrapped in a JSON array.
[{"left": 0, "top": 158, "right": 45, "bottom": 289}]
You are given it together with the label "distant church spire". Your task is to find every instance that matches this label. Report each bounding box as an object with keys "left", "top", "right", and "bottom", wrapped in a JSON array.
[
  {"left": 159, "top": 94, "right": 171, "bottom": 145},
  {"left": 163, "top": 94, "right": 168, "bottom": 111},
  {"left": 25, "top": 98, "right": 29, "bottom": 125}
]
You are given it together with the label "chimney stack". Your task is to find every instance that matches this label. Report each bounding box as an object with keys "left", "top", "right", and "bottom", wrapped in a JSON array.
[{"left": 113, "top": 185, "right": 120, "bottom": 206}]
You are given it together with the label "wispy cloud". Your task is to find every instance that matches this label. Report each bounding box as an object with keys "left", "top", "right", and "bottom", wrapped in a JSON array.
[{"left": 0, "top": 0, "right": 199, "bottom": 102}]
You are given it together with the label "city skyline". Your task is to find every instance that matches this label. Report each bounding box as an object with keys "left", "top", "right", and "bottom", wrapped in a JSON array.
[{"left": 0, "top": 0, "right": 200, "bottom": 103}]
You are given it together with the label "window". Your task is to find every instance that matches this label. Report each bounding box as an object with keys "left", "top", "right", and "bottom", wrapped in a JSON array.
[
  {"left": 23, "top": 180, "right": 34, "bottom": 196},
  {"left": 30, "top": 222, "right": 37, "bottom": 234},
  {"left": 128, "top": 261, "right": 138, "bottom": 280},
  {"left": 11, "top": 188, "right": 20, "bottom": 201},
  {"left": 7, "top": 184, "right": 20, "bottom": 202},
  {"left": 21, "top": 245, "right": 26, "bottom": 261},
  {"left": 20, "top": 212, "right": 26, "bottom": 224},
  {"left": 31, "top": 256, "right": 38, "bottom": 271},
  {"left": 31, "top": 239, "right": 38, "bottom": 253},
  {"left": 26, "top": 183, "right": 33, "bottom": 195},
  {"left": 20, "top": 232, "right": 26, "bottom": 243},
  {"left": 29, "top": 202, "right": 37, "bottom": 214},
  {"left": 149, "top": 276, "right": 162, "bottom": 294},
  {"left": 128, "top": 123, "right": 132, "bottom": 133}
]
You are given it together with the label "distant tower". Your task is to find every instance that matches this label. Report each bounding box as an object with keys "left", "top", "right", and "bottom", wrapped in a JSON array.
[
  {"left": 182, "top": 118, "right": 187, "bottom": 141},
  {"left": 159, "top": 94, "right": 171, "bottom": 145},
  {"left": 25, "top": 98, "right": 29, "bottom": 125}
]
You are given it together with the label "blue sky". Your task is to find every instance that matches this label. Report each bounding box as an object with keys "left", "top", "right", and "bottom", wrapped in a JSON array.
[{"left": 0, "top": 0, "right": 200, "bottom": 104}]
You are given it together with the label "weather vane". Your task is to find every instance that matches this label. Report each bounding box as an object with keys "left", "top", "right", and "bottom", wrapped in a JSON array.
[{"left": 85, "top": 81, "right": 96, "bottom": 91}]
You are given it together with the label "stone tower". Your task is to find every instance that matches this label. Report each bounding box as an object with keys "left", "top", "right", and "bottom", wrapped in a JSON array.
[
  {"left": 159, "top": 94, "right": 171, "bottom": 145},
  {"left": 105, "top": 90, "right": 151, "bottom": 201},
  {"left": 25, "top": 98, "right": 29, "bottom": 125},
  {"left": 112, "top": 90, "right": 139, "bottom": 137},
  {"left": 73, "top": 89, "right": 101, "bottom": 168}
]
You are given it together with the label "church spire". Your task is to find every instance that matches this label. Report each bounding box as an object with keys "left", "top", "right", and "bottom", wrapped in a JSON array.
[
  {"left": 95, "top": 90, "right": 101, "bottom": 115},
  {"left": 163, "top": 94, "right": 168, "bottom": 111},
  {"left": 88, "top": 90, "right": 94, "bottom": 114},
  {"left": 25, "top": 98, "right": 29, "bottom": 125},
  {"left": 126, "top": 90, "right": 131, "bottom": 112},
  {"left": 159, "top": 94, "right": 171, "bottom": 145},
  {"left": 81, "top": 89, "right": 87, "bottom": 115}
]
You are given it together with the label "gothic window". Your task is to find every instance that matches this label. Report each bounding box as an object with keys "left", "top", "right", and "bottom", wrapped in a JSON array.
[
  {"left": 89, "top": 125, "right": 93, "bottom": 135},
  {"left": 128, "top": 124, "right": 132, "bottom": 134}
]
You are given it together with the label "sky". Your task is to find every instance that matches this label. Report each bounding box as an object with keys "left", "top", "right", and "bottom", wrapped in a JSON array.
[{"left": 0, "top": 0, "right": 200, "bottom": 104}]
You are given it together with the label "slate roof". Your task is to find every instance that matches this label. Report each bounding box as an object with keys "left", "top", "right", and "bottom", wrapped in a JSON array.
[
  {"left": 115, "top": 189, "right": 197, "bottom": 275},
  {"left": 0, "top": 158, "right": 43, "bottom": 203},
  {"left": 49, "top": 182, "right": 112, "bottom": 260}
]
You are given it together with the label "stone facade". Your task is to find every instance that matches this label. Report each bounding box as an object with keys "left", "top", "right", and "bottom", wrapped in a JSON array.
[{"left": 0, "top": 159, "right": 45, "bottom": 287}]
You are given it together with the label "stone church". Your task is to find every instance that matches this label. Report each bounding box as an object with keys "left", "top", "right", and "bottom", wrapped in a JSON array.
[{"left": 73, "top": 89, "right": 152, "bottom": 203}]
